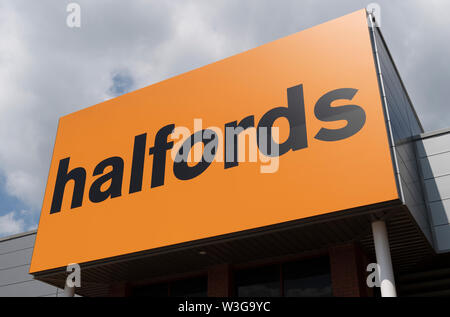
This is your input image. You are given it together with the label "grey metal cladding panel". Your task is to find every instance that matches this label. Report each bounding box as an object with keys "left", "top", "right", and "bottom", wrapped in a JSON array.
[
  {"left": 400, "top": 178, "right": 431, "bottom": 242},
  {"left": 409, "top": 205, "right": 432, "bottom": 242},
  {"left": 389, "top": 108, "right": 411, "bottom": 142},
  {"left": 383, "top": 82, "right": 412, "bottom": 139},
  {"left": 390, "top": 127, "right": 402, "bottom": 144},
  {"left": 434, "top": 224, "right": 450, "bottom": 252},
  {"left": 398, "top": 141, "right": 421, "bottom": 167},
  {"left": 425, "top": 175, "right": 450, "bottom": 202},
  {"left": 407, "top": 103, "right": 422, "bottom": 136},
  {"left": 0, "top": 264, "right": 33, "bottom": 286},
  {"left": 0, "top": 234, "right": 35, "bottom": 255},
  {"left": 420, "top": 151, "right": 450, "bottom": 179},
  {"left": 396, "top": 144, "right": 421, "bottom": 183},
  {"left": 384, "top": 88, "right": 410, "bottom": 141},
  {"left": 397, "top": 158, "right": 424, "bottom": 203},
  {"left": 0, "top": 280, "right": 57, "bottom": 297},
  {"left": 429, "top": 199, "right": 450, "bottom": 226},
  {"left": 416, "top": 134, "right": 450, "bottom": 158},
  {"left": 415, "top": 141, "right": 429, "bottom": 164},
  {"left": 374, "top": 30, "right": 422, "bottom": 140},
  {"left": 378, "top": 65, "right": 406, "bottom": 128},
  {"left": 395, "top": 143, "right": 426, "bottom": 216},
  {"left": 383, "top": 76, "right": 415, "bottom": 141},
  {"left": 43, "top": 291, "right": 72, "bottom": 297},
  {"left": 376, "top": 42, "right": 407, "bottom": 116},
  {"left": 383, "top": 59, "right": 421, "bottom": 137},
  {"left": 0, "top": 248, "right": 33, "bottom": 269},
  {"left": 377, "top": 42, "right": 405, "bottom": 106},
  {"left": 374, "top": 29, "right": 430, "bottom": 240},
  {"left": 400, "top": 176, "right": 426, "bottom": 213}
]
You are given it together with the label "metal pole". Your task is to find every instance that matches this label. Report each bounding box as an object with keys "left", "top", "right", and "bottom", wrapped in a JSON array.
[
  {"left": 371, "top": 220, "right": 397, "bottom": 297},
  {"left": 62, "top": 283, "right": 75, "bottom": 297}
]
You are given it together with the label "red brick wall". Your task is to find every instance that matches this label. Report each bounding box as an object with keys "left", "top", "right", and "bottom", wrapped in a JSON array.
[
  {"left": 329, "top": 243, "right": 373, "bottom": 297},
  {"left": 207, "top": 264, "right": 233, "bottom": 297},
  {"left": 108, "top": 283, "right": 130, "bottom": 297}
]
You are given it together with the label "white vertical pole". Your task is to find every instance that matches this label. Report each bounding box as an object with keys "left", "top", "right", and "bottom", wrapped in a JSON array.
[
  {"left": 62, "top": 283, "right": 75, "bottom": 297},
  {"left": 371, "top": 220, "right": 397, "bottom": 297}
]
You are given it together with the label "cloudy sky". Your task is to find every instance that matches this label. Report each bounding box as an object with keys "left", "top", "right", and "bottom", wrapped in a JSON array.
[{"left": 0, "top": 0, "right": 449, "bottom": 237}]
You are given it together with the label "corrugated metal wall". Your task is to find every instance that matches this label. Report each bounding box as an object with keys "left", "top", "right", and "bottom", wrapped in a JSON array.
[
  {"left": 416, "top": 130, "right": 450, "bottom": 253},
  {"left": 0, "top": 231, "right": 62, "bottom": 296}
]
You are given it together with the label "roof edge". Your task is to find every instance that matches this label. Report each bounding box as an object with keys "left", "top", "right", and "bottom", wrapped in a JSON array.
[{"left": 0, "top": 229, "right": 37, "bottom": 243}]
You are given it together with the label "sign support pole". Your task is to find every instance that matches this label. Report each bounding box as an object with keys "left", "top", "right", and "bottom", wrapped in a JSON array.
[
  {"left": 62, "top": 283, "right": 75, "bottom": 297},
  {"left": 371, "top": 219, "right": 397, "bottom": 297}
]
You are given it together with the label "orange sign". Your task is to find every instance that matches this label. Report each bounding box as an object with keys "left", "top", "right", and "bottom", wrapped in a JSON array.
[{"left": 30, "top": 9, "right": 398, "bottom": 273}]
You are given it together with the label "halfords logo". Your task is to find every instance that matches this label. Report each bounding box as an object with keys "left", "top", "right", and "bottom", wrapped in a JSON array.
[{"left": 50, "top": 84, "right": 365, "bottom": 214}]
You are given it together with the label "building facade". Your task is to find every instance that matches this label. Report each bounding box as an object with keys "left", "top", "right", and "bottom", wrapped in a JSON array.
[{"left": 1, "top": 9, "right": 449, "bottom": 297}]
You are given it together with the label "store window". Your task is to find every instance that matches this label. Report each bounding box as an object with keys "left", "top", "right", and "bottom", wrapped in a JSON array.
[
  {"left": 235, "top": 265, "right": 280, "bottom": 297},
  {"left": 235, "top": 257, "right": 332, "bottom": 297},
  {"left": 132, "top": 282, "right": 168, "bottom": 297},
  {"left": 283, "top": 258, "right": 332, "bottom": 297},
  {"left": 171, "top": 277, "right": 208, "bottom": 297},
  {"left": 132, "top": 276, "right": 207, "bottom": 297}
]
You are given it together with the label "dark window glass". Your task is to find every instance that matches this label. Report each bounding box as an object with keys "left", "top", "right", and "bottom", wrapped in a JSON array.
[
  {"left": 132, "top": 283, "right": 168, "bottom": 297},
  {"left": 235, "top": 265, "right": 280, "bottom": 297},
  {"left": 283, "top": 257, "right": 332, "bottom": 297},
  {"left": 170, "top": 277, "right": 208, "bottom": 297}
]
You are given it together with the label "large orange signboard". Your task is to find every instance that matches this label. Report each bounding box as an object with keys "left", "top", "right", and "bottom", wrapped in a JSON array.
[{"left": 30, "top": 9, "right": 398, "bottom": 273}]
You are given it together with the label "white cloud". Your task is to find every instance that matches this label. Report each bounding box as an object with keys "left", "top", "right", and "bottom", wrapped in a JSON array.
[
  {"left": 0, "top": 1, "right": 236, "bottom": 214},
  {"left": 0, "top": 211, "right": 26, "bottom": 236}
]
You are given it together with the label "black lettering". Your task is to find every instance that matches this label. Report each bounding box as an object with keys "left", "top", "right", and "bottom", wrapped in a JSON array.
[
  {"left": 224, "top": 115, "right": 254, "bottom": 169},
  {"left": 129, "top": 133, "right": 146, "bottom": 194},
  {"left": 314, "top": 88, "right": 365, "bottom": 141},
  {"left": 257, "top": 84, "right": 307, "bottom": 156},
  {"left": 149, "top": 124, "right": 175, "bottom": 188},
  {"left": 173, "top": 129, "right": 218, "bottom": 180},
  {"left": 89, "top": 157, "right": 124, "bottom": 203},
  {"left": 50, "top": 157, "right": 86, "bottom": 214}
]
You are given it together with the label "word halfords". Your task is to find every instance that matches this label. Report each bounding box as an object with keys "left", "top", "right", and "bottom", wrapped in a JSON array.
[{"left": 49, "top": 84, "right": 365, "bottom": 214}]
